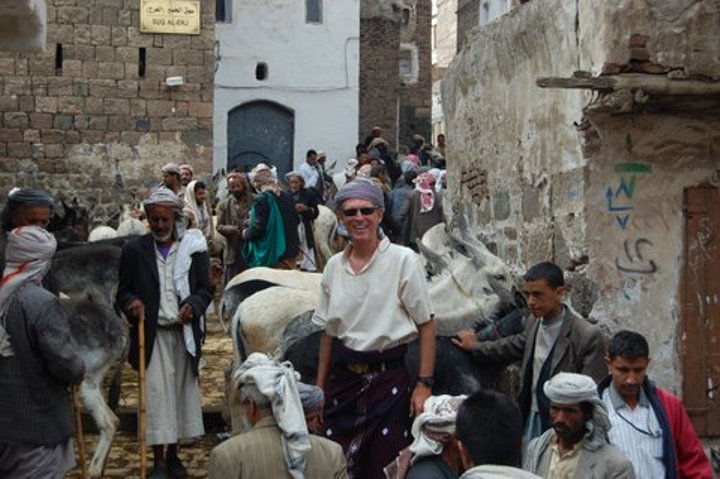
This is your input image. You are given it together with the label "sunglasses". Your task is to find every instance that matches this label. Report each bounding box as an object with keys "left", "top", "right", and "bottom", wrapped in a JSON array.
[{"left": 342, "top": 207, "right": 377, "bottom": 217}]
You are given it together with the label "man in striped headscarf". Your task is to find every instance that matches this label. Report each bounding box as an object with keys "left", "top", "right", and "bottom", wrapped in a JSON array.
[
  {"left": 116, "top": 187, "right": 213, "bottom": 478},
  {"left": 0, "top": 226, "right": 85, "bottom": 478}
]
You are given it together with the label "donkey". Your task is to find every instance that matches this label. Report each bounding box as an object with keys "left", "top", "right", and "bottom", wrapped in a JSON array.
[{"left": 61, "top": 293, "right": 128, "bottom": 478}]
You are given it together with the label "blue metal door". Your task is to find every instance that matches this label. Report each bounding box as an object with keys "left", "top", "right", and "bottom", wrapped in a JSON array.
[{"left": 227, "top": 101, "right": 295, "bottom": 177}]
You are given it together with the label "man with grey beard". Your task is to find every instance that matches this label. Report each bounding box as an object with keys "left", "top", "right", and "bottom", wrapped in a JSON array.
[{"left": 116, "top": 187, "right": 213, "bottom": 479}]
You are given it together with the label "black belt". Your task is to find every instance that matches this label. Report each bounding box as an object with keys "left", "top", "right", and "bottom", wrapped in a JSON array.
[
  {"left": 345, "top": 357, "right": 405, "bottom": 374},
  {"left": 157, "top": 323, "right": 182, "bottom": 331}
]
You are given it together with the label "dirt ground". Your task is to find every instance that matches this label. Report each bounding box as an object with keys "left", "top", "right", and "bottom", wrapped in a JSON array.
[{"left": 66, "top": 312, "right": 233, "bottom": 478}]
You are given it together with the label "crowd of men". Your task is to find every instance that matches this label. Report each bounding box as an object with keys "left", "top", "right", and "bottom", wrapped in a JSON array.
[{"left": 0, "top": 127, "right": 715, "bottom": 479}]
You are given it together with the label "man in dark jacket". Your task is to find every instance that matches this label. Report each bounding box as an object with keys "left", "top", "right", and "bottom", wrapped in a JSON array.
[
  {"left": 453, "top": 262, "right": 606, "bottom": 444},
  {"left": 0, "top": 226, "right": 85, "bottom": 478},
  {"left": 116, "top": 188, "right": 213, "bottom": 478},
  {"left": 599, "top": 330, "right": 712, "bottom": 479}
]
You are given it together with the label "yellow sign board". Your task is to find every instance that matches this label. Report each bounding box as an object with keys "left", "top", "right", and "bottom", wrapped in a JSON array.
[{"left": 140, "top": 0, "right": 201, "bottom": 35}]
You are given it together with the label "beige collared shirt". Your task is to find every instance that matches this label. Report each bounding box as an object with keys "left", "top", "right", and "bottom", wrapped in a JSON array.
[
  {"left": 312, "top": 237, "right": 433, "bottom": 351},
  {"left": 547, "top": 436, "right": 583, "bottom": 479},
  {"left": 155, "top": 241, "right": 179, "bottom": 326}
]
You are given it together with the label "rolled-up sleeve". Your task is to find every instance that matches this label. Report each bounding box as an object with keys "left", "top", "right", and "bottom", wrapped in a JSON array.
[{"left": 399, "top": 253, "right": 433, "bottom": 325}]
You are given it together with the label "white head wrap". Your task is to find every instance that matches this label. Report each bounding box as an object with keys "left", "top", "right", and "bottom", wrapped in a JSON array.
[
  {"left": 232, "top": 353, "right": 310, "bottom": 479},
  {"left": 182, "top": 180, "right": 212, "bottom": 237},
  {"left": 0, "top": 226, "right": 57, "bottom": 357},
  {"left": 543, "top": 372, "right": 612, "bottom": 451},
  {"left": 409, "top": 395, "right": 466, "bottom": 463},
  {"left": 143, "top": 187, "right": 187, "bottom": 240}
]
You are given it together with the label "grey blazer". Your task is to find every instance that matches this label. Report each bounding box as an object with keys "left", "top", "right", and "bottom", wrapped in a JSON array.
[
  {"left": 470, "top": 306, "right": 607, "bottom": 422},
  {"left": 525, "top": 429, "right": 636, "bottom": 479}
]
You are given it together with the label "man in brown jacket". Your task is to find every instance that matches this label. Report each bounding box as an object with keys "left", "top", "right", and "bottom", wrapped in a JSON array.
[{"left": 453, "top": 262, "right": 606, "bottom": 445}]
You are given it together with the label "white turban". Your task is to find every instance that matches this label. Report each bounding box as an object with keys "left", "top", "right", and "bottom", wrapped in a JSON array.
[
  {"left": 409, "top": 395, "right": 466, "bottom": 464},
  {"left": 544, "top": 372, "right": 612, "bottom": 451},
  {"left": 143, "top": 187, "right": 187, "bottom": 239},
  {"left": 232, "top": 353, "right": 310, "bottom": 479},
  {"left": 0, "top": 226, "right": 57, "bottom": 357}
]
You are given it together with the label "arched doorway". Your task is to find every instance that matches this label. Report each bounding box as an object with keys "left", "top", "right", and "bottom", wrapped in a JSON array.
[{"left": 227, "top": 101, "right": 295, "bottom": 177}]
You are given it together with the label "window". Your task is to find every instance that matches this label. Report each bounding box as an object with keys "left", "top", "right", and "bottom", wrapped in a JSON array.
[
  {"left": 216, "top": 0, "right": 231, "bottom": 22},
  {"left": 255, "top": 62, "right": 268, "bottom": 81},
  {"left": 306, "top": 0, "right": 322, "bottom": 24}
]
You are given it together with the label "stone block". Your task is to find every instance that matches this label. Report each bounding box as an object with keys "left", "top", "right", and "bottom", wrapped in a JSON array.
[
  {"left": 0, "top": 129, "right": 22, "bottom": 142},
  {"left": 0, "top": 96, "right": 18, "bottom": 111},
  {"left": 29, "top": 60, "right": 55, "bottom": 77},
  {"left": 102, "top": 7, "right": 119, "bottom": 25},
  {"left": 98, "top": 62, "right": 125, "bottom": 80},
  {"left": 24, "top": 77, "right": 44, "bottom": 95},
  {"left": 181, "top": 129, "right": 212, "bottom": 146},
  {"left": 7, "top": 142, "right": 31, "bottom": 158},
  {"left": 129, "top": 99, "right": 147, "bottom": 116},
  {"left": 163, "top": 35, "right": 191, "bottom": 49},
  {"left": 45, "top": 144, "right": 65, "bottom": 159},
  {"left": 629, "top": 47, "right": 650, "bottom": 61},
  {"left": 42, "top": 130, "right": 66, "bottom": 143},
  {"left": 23, "top": 130, "right": 40, "bottom": 142},
  {"left": 120, "top": 131, "right": 144, "bottom": 145},
  {"left": 147, "top": 100, "right": 174, "bottom": 116},
  {"left": 0, "top": 58, "right": 14, "bottom": 74},
  {"left": 104, "top": 98, "right": 130, "bottom": 116},
  {"left": 48, "top": 24, "right": 75, "bottom": 44},
  {"left": 54, "top": 115, "right": 74, "bottom": 130},
  {"left": 58, "top": 96, "right": 85, "bottom": 114},
  {"left": 66, "top": 131, "right": 81, "bottom": 145},
  {"left": 173, "top": 101, "right": 187, "bottom": 116},
  {"left": 522, "top": 183, "right": 542, "bottom": 221},
  {"left": 29, "top": 113, "right": 53, "bottom": 129},
  {"left": 139, "top": 80, "right": 162, "bottom": 100},
  {"left": 57, "top": 6, "right": 88, "bottom": 24},
  {"left": 136, "top": 118, "right": 150, "bottom": 131},
  {"left": 107, "top": 116, "right": 135, "bottom": 131},
  {"left": 95, "top": 46, "right": 116, "bottom": 63},
  {"left": 64, "top": 59, "right": 83, "bottom": 77},
  {"left": 119, "top": 9, "right": 133, "bottom": 26},
  {"left": 74, "top": 45, "right": 96, "bottom": 61},
  {"left": 492, "top": 190, "right": 511, "bottom": 221},
  {"left": 146, "top": 48, "right": 174, "bottom": 66},
  {"left": 16, "top": 96, "right": 33, "bottom": 112},
  {"left": 84, "top": 97, "right": 104, "bottom": 114},
  {"left": 144, "top": 64, "right": 167, "bottom": 80},
  {"left": 116, "top": 80, "right": 139, "bottom": 99},
  {"left": 91, "top": 26, "right": 112, "bottom": 46},
  {"left": 566, "top": 271, "right": 598, "bottom": 318},
  {"left": 75, "top": 25, "right": 92, "bottom": 45},
  {"left": 83, "top": 61, "right": 98, "bottom": 78},
  {"left": 82, "top": 130, "right": 105, "bottom": 143},
  {"left": 188, "top": 101, "right": 212, "bottom": 118},
  {"left": 47, "top": 77, "right": 73, "bottom": 96},
  {"left": 88, "top": 79, "right": 117, "bottom": 97},
  {"left": 521, "top": 224, "right": 553, "bottom": 267},
  {"left": 75, "top": 115, "right": 108, "bottom": 130},
  {"left": 198, "top": 118, "right": 212, "bottom": 131},
  {"left": 161, "top": 117, "right": 197, "bottom": 130},
  {"left": 116, "top": 47, "right": 137, "bottom": 63},
  {"left": 36, "top": 97, "right": 58, "bottom": 113},
  {"left": 170, "top": 83, "right": 201, "bottom": 101},
  {"left": 185, "top": 66, "right": 208, "bottom": 83},
  {"left": 15, "top": 59, "right": 28, "bottom": 76},
  {"left": 127, "top": 27, "right": 154, "bottom": 48}
]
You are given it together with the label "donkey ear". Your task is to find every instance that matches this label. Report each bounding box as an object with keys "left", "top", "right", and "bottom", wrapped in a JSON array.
[{"left": 71, "top": 197, "right": 79, "bottom": 207}]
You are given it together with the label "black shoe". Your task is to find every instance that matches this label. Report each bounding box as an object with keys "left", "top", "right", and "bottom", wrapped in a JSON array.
[
  {"left": 166, "top": 456, "right": 188, "bottom": 478},
  {"left": 150, "top": 463, "right": 168, "bottom": 479}
]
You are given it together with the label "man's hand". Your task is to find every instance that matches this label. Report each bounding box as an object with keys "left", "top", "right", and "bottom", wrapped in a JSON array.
[
  {"left": 295, "top": 203, "right": 309, "bottom": 213},
  {"left": 178, "top": 303, "right": 194, "bottom": 325},
  {"left": 125, "top": 299, "right": 145, "bottom": 320},
  {"left": 452, "top": 329, "right": 478, "bottom": 350},
  {"left": 410, "top": 383, "right": 432, "bottom": 416}
]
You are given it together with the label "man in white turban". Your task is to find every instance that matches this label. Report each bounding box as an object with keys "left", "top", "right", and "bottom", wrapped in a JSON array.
[
  {"left": 0, "top": 226, "right": 85, "bottom": 478},
  {"left": 524, "top": 372, "right": 635, "bottom": 478},
  {"left": 208, "top": 353, "right": 347, "bottom": 479},
  {"left": 116, "top": 187, "right": 213, "bottom": 478}
]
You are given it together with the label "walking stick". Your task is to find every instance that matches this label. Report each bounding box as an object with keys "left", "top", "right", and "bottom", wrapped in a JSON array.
[
  {"left": 137, "top": 311, "right": 147, "bottom": 479},
  {"left": 72, "top": 385, "right": 89, "bottom": 479}
]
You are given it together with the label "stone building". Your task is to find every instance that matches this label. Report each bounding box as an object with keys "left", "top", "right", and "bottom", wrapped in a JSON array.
[
  {"left": 359, "top": 0, "right": 432, "bottom": 150},
  {"left": 443, "top": 0, "right": 720, "bottom": 436},
  {"left": 456, "top": 0, "right": 513, "bottom": 50},
  {"left": 0, "top": 0, "right": 47, "bottom": 51},
  {"left": 0, "top": 0, "right": 216, "bottom": 222},
  {"left": 430, "top": 0, "right": 456, "bottom": 139},
  {"left": 213, "top": 0, "right": 359, "bottom": 177}
]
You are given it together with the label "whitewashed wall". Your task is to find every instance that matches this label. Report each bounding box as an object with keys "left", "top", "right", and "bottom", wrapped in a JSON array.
[{"left": 214, "top": 0, "right": 360, "bottom": 172}]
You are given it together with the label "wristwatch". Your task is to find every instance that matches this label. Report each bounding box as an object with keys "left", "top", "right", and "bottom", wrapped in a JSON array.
[{"left": 417, "top": 376, "right": 434, "bottom": 387}]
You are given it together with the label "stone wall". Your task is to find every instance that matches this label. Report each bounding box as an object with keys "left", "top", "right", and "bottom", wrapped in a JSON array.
[
  {"left": 398, "top": 0, "right": 432, "bottom": 147},
  {"left": 442, "top": 0, "right": 720, "bottom": 393},
  {"left": 0, "top": 0, "right": 215, "bottom": 223},
  {"left": 455, "top": 0, "right": 478, "bottom": 51}
]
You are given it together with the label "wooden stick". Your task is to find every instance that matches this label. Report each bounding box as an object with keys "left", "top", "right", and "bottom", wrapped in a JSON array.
[
  {"left": 137, "top": 312, "right": 147, "bottom": 479},
  {"left": 72, "top": 385, "right": 89, "bottom": 479}
]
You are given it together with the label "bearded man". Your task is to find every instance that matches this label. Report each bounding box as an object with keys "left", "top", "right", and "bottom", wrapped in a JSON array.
[{"left": 116, "top": 188, "right": 213, "bottom": 478}]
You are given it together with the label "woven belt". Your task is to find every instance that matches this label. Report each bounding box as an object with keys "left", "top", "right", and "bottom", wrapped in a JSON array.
[{"left": 346, "top": 357, "right": 405, "bottom": 375}]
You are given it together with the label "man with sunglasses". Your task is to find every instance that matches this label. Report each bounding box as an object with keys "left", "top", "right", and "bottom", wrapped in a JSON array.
[
  {"left": 599, "top": 330, "right": 712, "bottom": 479},
  {"left": 313, "top": 177, "right": 436, "bottom": 479}
]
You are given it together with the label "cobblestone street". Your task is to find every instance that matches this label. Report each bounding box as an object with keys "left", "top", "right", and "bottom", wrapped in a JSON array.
[{"left": 67, "top": 313, "right": 233, "bottom": 478}]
